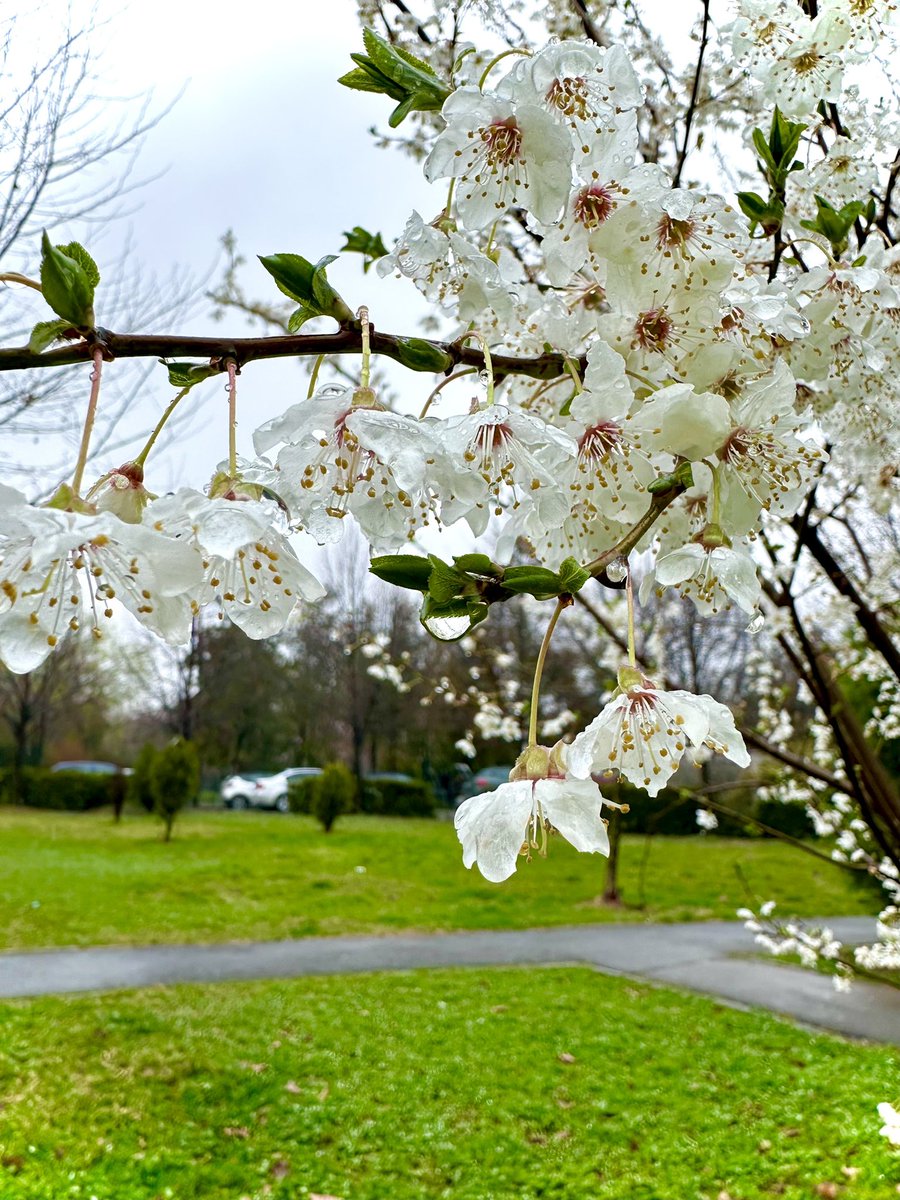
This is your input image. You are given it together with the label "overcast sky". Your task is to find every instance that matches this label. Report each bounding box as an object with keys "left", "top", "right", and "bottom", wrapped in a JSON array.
[{"left": 7, "top": 0, "right": 438, "bottom": 491}]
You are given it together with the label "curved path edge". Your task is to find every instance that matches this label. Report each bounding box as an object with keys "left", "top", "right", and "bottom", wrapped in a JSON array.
[{"left": 0, "top": 917, "right": 897, "bottom": 1044}]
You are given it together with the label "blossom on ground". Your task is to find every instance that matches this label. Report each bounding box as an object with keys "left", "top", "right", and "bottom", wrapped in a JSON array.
[
  {"left": 878, "top": 1102, "right": 900, "bottom": 1146},
  {"left": 567, "top": 667, "right": 751, "bottom": 796},
  {"left": 454, "top": 743, "right": 609, "bottom": 882}
]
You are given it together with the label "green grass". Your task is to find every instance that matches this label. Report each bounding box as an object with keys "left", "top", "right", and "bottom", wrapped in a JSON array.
[
  {"left": 0, "top": 967, "right": 895, "bottom": 1199},
  {"left": 0, "top": 808, "right": 878, "bottom": 951}
]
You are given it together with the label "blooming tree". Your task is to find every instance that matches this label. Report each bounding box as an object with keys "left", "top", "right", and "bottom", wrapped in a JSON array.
[{"left": 0, "top": 0, "right": 898, "bottom": 1088}]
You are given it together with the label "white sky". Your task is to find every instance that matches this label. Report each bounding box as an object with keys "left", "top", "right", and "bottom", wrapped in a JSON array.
[{"left": 7, "top": 0, "right": 439, "bottom": 490}]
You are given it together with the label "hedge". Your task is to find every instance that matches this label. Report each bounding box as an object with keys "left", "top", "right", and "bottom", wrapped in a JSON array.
[
  {"left": 0, "top": 767, "right": 117, "bottom": 811},
  {"left": 360, "top": 777, "right": 436, "bottom": 817}
]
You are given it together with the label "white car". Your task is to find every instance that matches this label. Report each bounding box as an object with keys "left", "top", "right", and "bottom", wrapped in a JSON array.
[{"left": 221, "top": 767, "right": 321, "bottom": 813}]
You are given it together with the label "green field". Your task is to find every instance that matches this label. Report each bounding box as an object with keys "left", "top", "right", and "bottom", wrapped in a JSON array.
[
  {"left": 0, "top": 808, "right": 877, "bottom": 950},
  {"left": 0, "top": 967, "right": 895, "bottom": 1199}
]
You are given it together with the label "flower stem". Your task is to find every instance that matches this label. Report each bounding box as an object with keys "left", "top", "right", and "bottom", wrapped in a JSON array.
[
  {"left": 357, "top": 306, "right": 371, "bottom": 388},
  {"left": 457, "top": 331, "right": 494, "bottom": 406},
  {"left": 307, "top": 353, "right": 325, "bottom": 399},
  {"left": 710, "top": 464, "right": 722, "bottom": 525},
  {"left": 70, "top": 347, "right": 104, "bottom": 496},
  {"left": 134, "top": 386, "right": 192, "bottom": 469},
  {"left": 625, "top": 564, "right": 637, "bottom": 668},
  {"left": 563, "top": 356, "right": 583, "bottom": 395},
  {"left": 226, "top": 360, "right": 238, "bottom": 475},
  {"left": 528, "top": 597, "right": 567, "bottom": 747},
  {"left": 418, "top": 367, "right": 478, "bottom": 419},
  {"left": 0, "top": 271, "right": 43, "bottom": 293},
  {"left": 478, "top": 47, "right": 531, "bottom": 89}
]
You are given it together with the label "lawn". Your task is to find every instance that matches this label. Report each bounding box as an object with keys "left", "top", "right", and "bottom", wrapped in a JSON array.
[
  {"left": 0, "top": 808, "right": 878, "bottom": 950},
  {"left": 0, "top": 967, "right": 895, "bottom": 1199}
]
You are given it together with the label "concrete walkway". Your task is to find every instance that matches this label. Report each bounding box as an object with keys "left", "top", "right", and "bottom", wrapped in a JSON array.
[{"left": 1, "top": 917, "right": 897, "bottom": 1044}]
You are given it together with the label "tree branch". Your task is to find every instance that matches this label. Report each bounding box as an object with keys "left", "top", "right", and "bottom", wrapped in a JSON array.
[
  {"left": 672, "top": 0, "right": 711, "bottom": 188},
  {"left": 0, "top": 325, "right": 577, "bottom": 382}
]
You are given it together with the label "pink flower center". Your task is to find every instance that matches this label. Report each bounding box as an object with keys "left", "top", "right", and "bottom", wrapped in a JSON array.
[
  {"left": 579, "top": 420, "right": 622, "bottom": 459},
  {"left": 481, "top": 118, "right": 523, "bottom": 168},
  {"left": 633, "top": 308, "right": 673, "bottom": 352},
  {"left": 574, "top": 185, "right": 616, "bottom": 228},
  {"left": 720, "top": 426, "right": 751, "bottom": 462},
  {"left": 656, "top": 214, "right": 696, "bottom": 252}
]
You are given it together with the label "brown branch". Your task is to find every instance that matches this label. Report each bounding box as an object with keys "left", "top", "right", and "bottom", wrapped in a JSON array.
[
  {"left": 793, "top": 515, "right": 900, "bottom": 683},
  {"left": 0, "top": 325, "right": 576, "bottom": 382},
  {"left": 673, "top": 0, "right": 711, "bottom": 188}
]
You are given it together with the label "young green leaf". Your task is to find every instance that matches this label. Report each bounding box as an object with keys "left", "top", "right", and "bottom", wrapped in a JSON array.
[
  {"left": 39, "top": 231, "right": 96, "bottom": 327},
  {"left": 164, "top": 362, "right": 218, "bottom": 390},
  {"left": 394, "top": 337, "right": 454, "bottom": 374},
  {"left": 341, "top": 226, "right": 389, "bottom": 273},
  {"left": 28, "top": 318, "right": 71, "bottom": 353},
  {"left": 369, "top": 554, "right": 433, "bottom": 591}
]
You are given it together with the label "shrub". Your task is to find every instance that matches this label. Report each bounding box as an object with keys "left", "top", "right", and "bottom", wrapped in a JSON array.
[
  {"left": 151, "top": 739, "right": 200, "bottom": 842},
  {"left": 311, "top": 763, "right": 356, "bottom": 833},
  {"left": 360, "top": 776, "right": 436, "bottom": 818},
  {"left": 0, "top": 766, "right": 114, "bottom": 810},
  {"left": 128, "top": 743, "right": 159, "bottom": 813},
  {"left": 288, "top": 774, "right": 321, "bottom": 814}
]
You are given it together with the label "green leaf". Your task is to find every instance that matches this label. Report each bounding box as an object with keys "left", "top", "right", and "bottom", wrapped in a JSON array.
[
  {"left": 341, "top": 226, "right": 389, "bottom": 273},
  {"left": 369, "top": 554, "right": 433, "bottom": 591},
  {"left": 164, "top": 361, "right": 218, "bottom": 390},
  {"left": 258, "top": 253, "right": 316, "bottom": 303},
  {"left": 394, "top": 337, "right": 453, "bottom": 374},
  {"left": 39, "top": 231, "right": 95, "bottom": 327},
  {"left": 452, "top": 553, "right": 500, "bottom": 577},
  {"left": 339, "top": 28, "right": 451, "bottom": 126},
  {"left": 557, "top": 557, "right": 590, "bottom": 594},
  {"left": 28, "top": 318, "right": 70, "bottom": 353},
  {"left": 427, "top": 554, "right": 467, "bottom": 603},
  {"left": 56, "top": 242, "right": 100, "bottom": 290},
  {"left": 287, "top": 304, "right": 321, "bottom": 333},
  {"left": 673, "top": 461, "right": 695, "bottom": 488},
  {"left": 258, "top": 252, "right": 352, "bottom": 323},
  {"left": 337, "top": 67, "right": 388, "bottom": 95},
  {"left": 500, "top": 566, "right": 564, "bottom": 599}
]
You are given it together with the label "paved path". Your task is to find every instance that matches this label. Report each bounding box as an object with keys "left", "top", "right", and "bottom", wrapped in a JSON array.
[{"left": 1, "top": 917, "right": 897, "bottom": 1044}]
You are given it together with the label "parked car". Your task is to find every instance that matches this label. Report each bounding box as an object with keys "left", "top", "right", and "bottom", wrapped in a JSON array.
[
  {"left": 221, "top": 768, "right": 321, "bottom": 813},
  {"left": 453, "top": 764, "right": 514, "bottom": 806},
  {"left": 50, "top": 760, "right": 131, "bottom": 775}
]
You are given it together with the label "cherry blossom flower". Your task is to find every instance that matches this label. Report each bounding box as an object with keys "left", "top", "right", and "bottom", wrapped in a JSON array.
[
  {"left": 376, "top": 210, "right": 518, "bottom": 322},
  {"left": 567, "top": 668, "right": 751, "bottom": 796},
  {"left": 454, "top": 743, "right": 609, "bottom": 882},
  {"left": 147, "top": 489, "right": 325, "bottom": 639},
  {"left": 438, "top": 404, "right": 577, "bottom": 536},
  {"left": 642, "top": 533, "right": 762, "bottom": 616},
  {"left": 0, "top": 487, "right": 200, "bottom": 673},
  {"left": 253, "top": 384, "right": 440, "bottom": 549},
  {"left": 424, "top": 89, "right": 573, "bottom": 230},
  {"left": 498, "top": 41, "right": 643, "bottom": 157}
]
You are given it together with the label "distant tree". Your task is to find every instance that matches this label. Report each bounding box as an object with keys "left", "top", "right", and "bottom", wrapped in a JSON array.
[
  {"left": 311, "top": 763, "right": 356, "bottom": 834},
  {"left": 128, "top": 742, "right": 159, "bottom": 814},
  {"left": 152, "top": 739, "right": 199, "bottom": 842}
]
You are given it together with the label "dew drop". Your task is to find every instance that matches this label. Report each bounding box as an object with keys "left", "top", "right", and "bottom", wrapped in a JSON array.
[
  {"left": 424, "top": 614, "right": 473, "bottom": 641},
  {"left": 606, "top": 556, "right": 628, "bottom": 583}
]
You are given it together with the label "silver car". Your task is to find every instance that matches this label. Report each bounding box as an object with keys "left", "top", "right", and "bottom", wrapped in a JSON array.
[{"left": 221, "top": 767, "right": 321, "bottom": 813}]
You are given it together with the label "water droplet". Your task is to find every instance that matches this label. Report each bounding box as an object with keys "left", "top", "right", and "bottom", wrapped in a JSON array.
[
  {"left": 478, "top": 370, "right": 491, "bottom": 389},
  {"left": 606, "top": 556, "right": 628, "bottom": 583},
  {"left": 746, "top": 610, "right": 765, "bottom": 634},
  {"left": 424, "top": 614, "right": 473, "bottom": 641}
]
